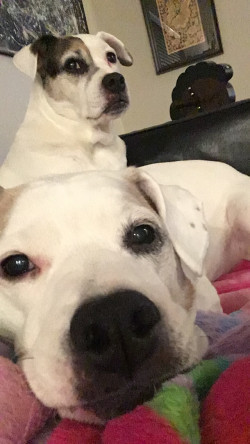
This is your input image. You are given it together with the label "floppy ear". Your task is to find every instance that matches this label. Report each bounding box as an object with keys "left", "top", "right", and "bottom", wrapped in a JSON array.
[
  {"left": 13, "top": 35, "right": 59, "bottom": 80},
  {"left": 161, "top": 185, "right": 209, "bottom": 281},
  {"left": 125, "top": 168, "right": 209, "bottom": 281},
  {"left": 96, "top": 31, "right": 133, "bottom": 66},
  {"left": 13, "top": 44, "right": 37, "bottom": 79}
]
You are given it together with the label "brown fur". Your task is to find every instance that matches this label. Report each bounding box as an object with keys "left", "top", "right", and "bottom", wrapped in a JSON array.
[{"left": 31, "top": 35, "right": 93, "bottom": 82}]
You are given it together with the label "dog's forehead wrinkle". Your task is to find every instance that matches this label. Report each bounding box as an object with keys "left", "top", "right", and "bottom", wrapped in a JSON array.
[
  {"left": 125, "top": 180, "right": 160, "bottom": 216},
  {"left": 0, "top": 186, "right": 25, "bottom": 235}
]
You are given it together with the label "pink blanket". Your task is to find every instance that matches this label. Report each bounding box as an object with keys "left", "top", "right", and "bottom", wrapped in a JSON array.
[{"left": 214, "top": 260, "right": 250, "bottom": 313}]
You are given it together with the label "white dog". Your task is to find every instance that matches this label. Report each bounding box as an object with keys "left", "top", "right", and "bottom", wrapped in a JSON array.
[
  {"left": 0, "top": 162, "right": 249, "bottom": 422},
  {"left": 0, "top": 32, "right": 133, "bottom": 188},
  {"left": 0, "top": 168, "right": 213, "bottom": 422}
]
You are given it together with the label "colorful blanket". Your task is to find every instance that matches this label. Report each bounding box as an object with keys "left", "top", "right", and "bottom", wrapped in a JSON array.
[
  {"left": 143, "top": 260, "right": 250, "bottom": 443},
  {"left": 0, "top": 261, "right": 249, "bottom": 443},
  {"left": 146, "top": 309, "right": 250, "bottom": 444}
]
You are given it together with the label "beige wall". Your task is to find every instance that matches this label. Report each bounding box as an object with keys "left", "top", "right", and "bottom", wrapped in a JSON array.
[
  {"left": 0, "top": 56, "right": 32, "bottom": 163},
  {"left": 84, "top": 0, "right": 250, "bottom": 133}
]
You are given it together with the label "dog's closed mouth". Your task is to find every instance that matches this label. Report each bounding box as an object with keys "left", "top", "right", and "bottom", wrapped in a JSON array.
[
  {"left": 78, "top": 365, "right": 181, "bottom": 420},
  {"left": 104, "top": 98, "right": 129, "bottom": 115},
  {"left": 60, "top": 381, "right": 159, "bottom": 423},
  {"left": 81, "top": 381, "right": 160, "bottom": 420}
]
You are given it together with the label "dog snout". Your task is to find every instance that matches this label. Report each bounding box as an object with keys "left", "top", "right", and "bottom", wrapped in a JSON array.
[
  {"left": 70, "top": 290, "right": 161, "bottom": 378},
  {"left": 102, "top": 73, "right": 126, "bottom": 94}
]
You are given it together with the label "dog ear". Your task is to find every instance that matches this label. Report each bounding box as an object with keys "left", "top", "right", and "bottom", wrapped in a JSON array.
[
  {"left": 96, "top": 31, "right": 133, "bottom": 66},
  {"left": 13, "top": 35, "right": 59, "bottom": 80},
  {"left": 160, "top": 185, "right": 209, "bottom": 281},
  {"left": 13, "top": 44, "right": 37, "bottom": 79},
  {"left": 125, "top": 168, "right": 208, "bottom": 281}
]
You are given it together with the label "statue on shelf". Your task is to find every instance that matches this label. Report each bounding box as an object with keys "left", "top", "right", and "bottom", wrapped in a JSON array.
[{"left": 170, "top": 61, "right": 235, "bottom": 120}]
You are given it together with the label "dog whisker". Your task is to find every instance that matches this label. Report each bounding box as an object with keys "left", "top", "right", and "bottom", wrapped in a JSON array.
[
  {"left": 197, "top": 332, "right": 207, "bottom": 338},
  {"left": 153, "top": 384, "right": 158, "bottom": 396},
  {"left": 13, "top": 347, "right": 34, "bottom": 363},
  {"left": 17, "top": 356, "right": 35, "bottom": 362}
]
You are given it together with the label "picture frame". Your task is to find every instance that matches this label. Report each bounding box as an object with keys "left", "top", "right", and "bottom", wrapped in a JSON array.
[
  {"left": 140, "top": 0, "right": 223, "bottom": 75},
  {"left": 0, "top": 0, "right": 88, "bottom": 57}
]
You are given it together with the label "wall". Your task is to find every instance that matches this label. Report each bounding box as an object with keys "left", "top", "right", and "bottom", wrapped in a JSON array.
[
  {"left": 0, "top": 56, "right": 32, "bottom": 163},
  {"left": 84, "top": 0, "right": 250, "bottom": 133},
  {"left": 0, "top": 0, "right": 250, "bottom": 162}
]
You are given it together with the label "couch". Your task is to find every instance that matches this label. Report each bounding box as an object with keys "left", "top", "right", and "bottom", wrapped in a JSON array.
[{"left": 122, "top": 99, "right": 250, "bottom": 176}]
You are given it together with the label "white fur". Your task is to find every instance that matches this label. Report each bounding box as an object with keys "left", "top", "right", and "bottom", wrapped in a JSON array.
[
  {"left": 0, "top": 33, "right": 133, "bottom": 188},
  {"left": 0, "top": 169, "right": 214, "bottom": 421},
  {"left": 142, "top": 160, "right": 250, "bottom": 280}
]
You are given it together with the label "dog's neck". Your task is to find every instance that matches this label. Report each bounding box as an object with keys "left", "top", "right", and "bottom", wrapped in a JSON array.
[{"left": 26, "top": 80, "right": 115, "bottom": 144}]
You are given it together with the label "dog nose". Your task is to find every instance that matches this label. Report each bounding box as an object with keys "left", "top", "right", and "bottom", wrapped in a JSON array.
[
  {"left": 102, "top": 73, "right": 126, "bottom": 93},
  {"left": 70, "top": 290, "right": 161, "bottom": 377}
]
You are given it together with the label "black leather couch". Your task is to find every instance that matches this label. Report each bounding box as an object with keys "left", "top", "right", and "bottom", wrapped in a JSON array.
[{"left": 122, "top": 99, "right": 250, "bottom": 176}]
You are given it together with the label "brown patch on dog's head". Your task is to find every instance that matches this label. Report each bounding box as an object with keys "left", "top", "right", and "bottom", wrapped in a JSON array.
[
  {"left": 30, "top": 35, "right": 92, "bottom": 82},
  {"left": 67, "top": 37, "right": 91, "bottom": 60}
]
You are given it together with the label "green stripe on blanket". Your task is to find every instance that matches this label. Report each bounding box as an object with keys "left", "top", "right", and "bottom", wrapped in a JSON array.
[{"left": 146, "top": 358, "right": 232, "bottom": 443}]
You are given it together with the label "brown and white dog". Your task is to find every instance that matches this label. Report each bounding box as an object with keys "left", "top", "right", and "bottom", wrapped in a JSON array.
[{"left": 0, "top": 32, "right": 133, "bottom": 188}]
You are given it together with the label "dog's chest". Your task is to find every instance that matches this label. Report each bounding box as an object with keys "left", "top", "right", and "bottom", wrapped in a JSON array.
[
  {"left": 48, "top": 140, "right": 126, "bottom": 172},
  {"left": 0, "top": 135, "right": 126, "bottom": 187}
]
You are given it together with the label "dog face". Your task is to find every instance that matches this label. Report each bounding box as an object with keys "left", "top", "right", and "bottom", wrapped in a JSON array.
[
  {"left": 0, "top": 170, "right": 208, "bottom": 421},
  {"left": 13, "top": 32, "right": 133, "bottom": 122}
]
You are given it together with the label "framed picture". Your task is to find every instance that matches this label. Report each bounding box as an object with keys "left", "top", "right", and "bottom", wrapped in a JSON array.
[
  {"left": 140, "top": 0, "right": 223, "bottom": 74},
  {"left": 0, "top": 0, "right": 88, "bottom": 57}
]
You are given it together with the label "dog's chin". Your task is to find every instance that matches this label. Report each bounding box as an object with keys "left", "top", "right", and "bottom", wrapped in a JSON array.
[
  {"left": 81, "top": 381, "right": 160, "bottom": 421},
  {"left": 58, "top": 381, "right": 159, "bottom": 424},
  {"left": 103, "top": 99, "right": 129, "bottom": 118},
  {"left": 76, "top": 355, "right": 195, "bottom": 420}
]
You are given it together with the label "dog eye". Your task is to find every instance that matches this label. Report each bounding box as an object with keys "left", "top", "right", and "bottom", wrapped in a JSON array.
[
  {"left": 107, "top": 52, "right": 117, "bottom": 63},
  {"left": 1, "top": 254, "right": 35, "bottom": 278},
  {"left": 131, "top": 225, "right": 156, "bottom": 244},
  {"left": 124, "top": 224, "right": 158, "bottom": 254},
  {"left": 63, "top": 58, "right": 88, "bottom": 75}
]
